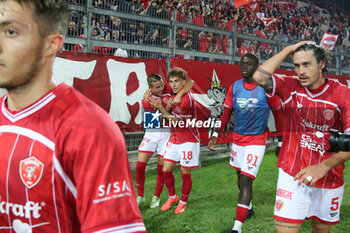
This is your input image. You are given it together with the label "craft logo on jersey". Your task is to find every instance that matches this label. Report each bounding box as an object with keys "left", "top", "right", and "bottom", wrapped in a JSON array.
[
  {"left": 19, "top": 156, "right": 44, "bottom": 189},
  {"left": 323, "top": 109, "right": 334, "bottom": 121},
  {"left": 143, "top": 110, "right": 161, "bottom": 129}
]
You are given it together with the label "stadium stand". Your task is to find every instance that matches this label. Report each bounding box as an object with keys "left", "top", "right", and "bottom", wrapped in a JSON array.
[
  {"left": 62, "top": 0, "right": 349, "bottom": 156},
  {"left": 64, "top": 0, "right": 349, "bottom": 76}
]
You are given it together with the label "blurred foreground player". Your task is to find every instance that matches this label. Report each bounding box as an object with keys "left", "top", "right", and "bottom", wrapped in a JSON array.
[
  {"left": 0, "top": 1, "right": 145, "bottom": 232},
  {"left": 254, "top": 41, "right": 350, "bottom": 233},
  {"left": 208, "top": 53, "right": 275, "bottom": 233},
  {"left": 150, "top": 67, "right": 200, "bottom": 214},
  {"left": 136, "top": 73, "right": 193, "bottom": 208}
]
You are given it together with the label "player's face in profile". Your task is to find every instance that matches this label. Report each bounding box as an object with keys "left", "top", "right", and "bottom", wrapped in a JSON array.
[
  {"left": 149, "top": 80, "right": 164, "bottom": 97},
  {"left": 0, "top": 1, "right": 43, "bottom": 89},
  {"left": 240, "top": 56, "right": 257, "bottom": 80},
  {"left": 169, "top": 76, "right": 185, "bottom": 94},
  {"left": 293, "top": 50, "right": 325, "bottom": 90}
]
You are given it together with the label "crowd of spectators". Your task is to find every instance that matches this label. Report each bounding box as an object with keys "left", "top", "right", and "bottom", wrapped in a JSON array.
[{"left": 65, "top": 0, "right": 350, "bottom": 73}]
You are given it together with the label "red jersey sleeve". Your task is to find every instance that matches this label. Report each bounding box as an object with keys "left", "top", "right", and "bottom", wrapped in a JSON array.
[
  {"left": 142, "top": 99, "right": 155, "bottom": 112},
  {"left": 269, "top": 75, "right": 298, "bottom": 101},
  {"left": 223, "top": 84, "right": 234, "bottom": 109},
  {"left": 338, "top": 83, "right": 350, "bottom": 133},
  {"left": 217, "top": 107, "right": 233, "bottom": 131},
  {"left": 58, "top": 105, "right": 145, "bottom": 233},
  {"left": 161, "top": 94, "right": 172, "bottom": 107},
  {"left": 267, "top": 95, "right": 284, "bottom": 133}
]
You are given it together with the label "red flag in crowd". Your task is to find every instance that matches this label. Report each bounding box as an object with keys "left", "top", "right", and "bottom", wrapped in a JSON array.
[
  {"left": 234, "top": 0, "right": 256, "bottom": 9},
  {"left": 140, "top": 0, "right": 152, "bottom": 9},
  {"left": 319, "top": 33, "right": 339, "bottom": 51},
  {"left": 256, "top": 12, "right": 280, "bottom": 26},
  {"left": 245, "top": 1, "right": 259, "bottom": 12},
  {"left": 256, "top": 30, "right": 270, "bottom": 49}
]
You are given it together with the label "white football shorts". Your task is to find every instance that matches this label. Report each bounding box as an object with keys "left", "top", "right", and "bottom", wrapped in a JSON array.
[
  {"left": 274, "top": 168, "right": 344, "bottom": 225},
  {"left": 163, "top": 142, "right": 200, "bottom": 168},
  {"left": 138, "top": 128, "right": 170, "bottom": 157},
  {"left": 229, "top": 143, "right": 266, "bottom": 179}
]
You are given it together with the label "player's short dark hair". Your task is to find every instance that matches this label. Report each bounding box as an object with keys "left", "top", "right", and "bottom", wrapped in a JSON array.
[
  {"left": 147, "top": 73, "right": 162, "bottom": 87},
  {"left": 1, "top": 0, "right": 69, "bottom": 37},
  {"left": 294, "top": 43, "right": 328, "bottom": 74},
  {"left": 167, "top": 67, "right": 187, "bottom": 80},
  {"left": 241, "top": 53, "right": 259, "bottom": 65}
]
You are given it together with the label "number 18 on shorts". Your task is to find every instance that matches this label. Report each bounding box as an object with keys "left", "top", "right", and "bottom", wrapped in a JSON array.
[{"left": 164, "top": 142, "right": 200, "bottom": 168}]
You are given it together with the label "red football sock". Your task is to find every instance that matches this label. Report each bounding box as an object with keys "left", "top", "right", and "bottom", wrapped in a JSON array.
[
  {"left": 154, "top": 164, "right": 164, "bottom": 197},
  {"left": 181, "top": 173, "right": 192, "bottom": 202},
  {"left": 135, "top": 161, "right": 147, "bottom": 197},
  {"left": 163, "top": 171, "right": 176, "bottom": 196},
  {"left": 235, "top": 204, "right": 249, "bottom": 223}
]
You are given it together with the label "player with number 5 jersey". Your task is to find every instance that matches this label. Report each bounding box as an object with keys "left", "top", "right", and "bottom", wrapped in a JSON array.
[{"left": 253, "top": 42, "right": 350, "bottom": 233}]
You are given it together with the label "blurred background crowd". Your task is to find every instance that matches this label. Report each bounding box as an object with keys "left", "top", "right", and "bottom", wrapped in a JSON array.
[{"left": 65, "top": 0, "right": 350, "bottom": 74}]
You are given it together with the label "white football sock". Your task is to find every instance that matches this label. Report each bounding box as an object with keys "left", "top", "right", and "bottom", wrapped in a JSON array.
[{"left": 232, "top": 220, "right": 243, "bottom": 233}]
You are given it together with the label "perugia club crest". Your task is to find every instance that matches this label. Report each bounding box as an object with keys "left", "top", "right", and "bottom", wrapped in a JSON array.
[
  {"left": 19, "top": 156, "right": 44, "bottom": 189},
  {"left": 323, "top": 109, "right": 334, "bottom": 121},
  {"left": 275, "top": 200, "right": 284, "bottom": 211}
]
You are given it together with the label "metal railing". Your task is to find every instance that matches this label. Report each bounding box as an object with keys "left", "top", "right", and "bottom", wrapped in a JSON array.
[
  {"left": 64, "top": 1, "right": 350, "bottom": 76},
  {"left": 63, "top": 1, "right": 350, "bottom": 155}
]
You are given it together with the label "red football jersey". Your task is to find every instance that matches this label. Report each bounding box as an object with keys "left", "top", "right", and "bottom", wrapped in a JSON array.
[
  {"left": 142, "top": 95, "right": 172, "bottom": 112},
  {"left": 169, "top": 92, "right": 200, "bottom": 144},
  {"left": 269, "top": 75, "right": 350, "bottom": 188},
  {"left": 142, "top": 83, "right": 172, "bottom": 112},
  {"left": 0, "top": 83, "right": 145, "bottom": 232}
]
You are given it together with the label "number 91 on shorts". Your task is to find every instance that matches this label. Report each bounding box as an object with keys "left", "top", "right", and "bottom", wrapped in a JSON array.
[{"left": 229, "top": 144, "right": 266, "bottom": 179}]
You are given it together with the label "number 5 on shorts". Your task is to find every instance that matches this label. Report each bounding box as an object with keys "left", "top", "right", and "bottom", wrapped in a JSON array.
[
  {"left": 331, "top": 197, "right": 339, "bottom": 211},
  {"left": 182, "top": 151, "right": 193, "bottom": 160}
]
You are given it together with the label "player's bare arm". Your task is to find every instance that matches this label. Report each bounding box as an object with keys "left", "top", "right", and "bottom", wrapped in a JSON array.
[
  {"left": 208, "top": 130, "right": 220, "bottom": 151},
  {"left": 143, "top": 89, "right": 151, "bottom": 101},
  {"left": 253, "top": 41, "right": 314, "bottom": 92},
  {"left": 295, "top": 151, "right": 350, "bottom": 186},
  {"left": 172, "top": 79, "right": 194, "bottom": 105},
  {"left": 208, "top": 105, "right": 235, "bottom": 151},
  {"left": 165, "top": 98, "right": 172, "bottom": 111},
  {"left": 149, "top": 97, "right": 181, "bottom": 123}
]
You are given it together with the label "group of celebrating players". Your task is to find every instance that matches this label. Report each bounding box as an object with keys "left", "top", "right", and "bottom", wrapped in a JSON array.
[
  {"left": 1, "top": 0, "right": 350, "bottom": 232},
  {"left": 136, "top": 42, "right": 350, "bottom": 233}
]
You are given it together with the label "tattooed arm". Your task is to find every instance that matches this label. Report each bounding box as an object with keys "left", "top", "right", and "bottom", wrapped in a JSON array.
[{"left": 253, "top": 41, "right": 314, "bottom": 92}]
